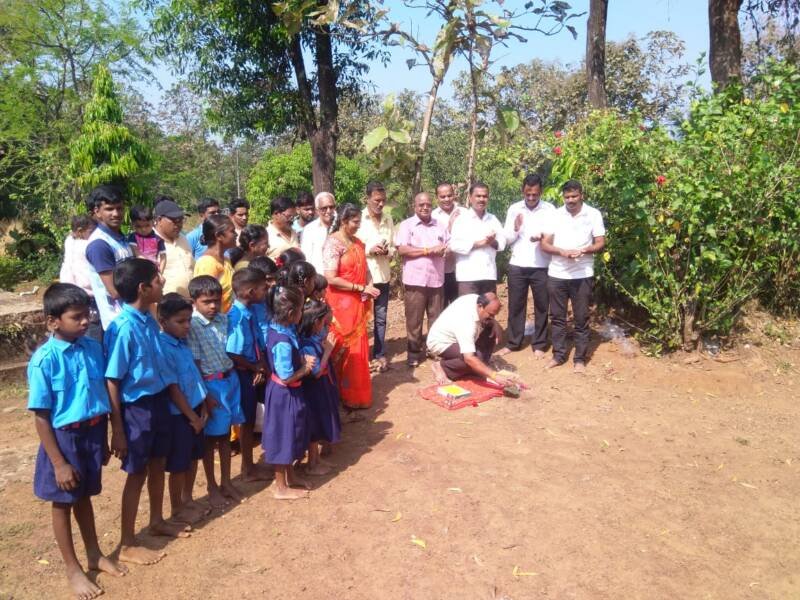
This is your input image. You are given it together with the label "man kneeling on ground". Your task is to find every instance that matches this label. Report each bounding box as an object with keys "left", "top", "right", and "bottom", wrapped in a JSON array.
[{"left": 426, "top": 292, "right": 513, "bottom": 386}]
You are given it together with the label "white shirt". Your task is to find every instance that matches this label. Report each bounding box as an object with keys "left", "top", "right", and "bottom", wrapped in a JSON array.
[
  {"left": 59, "top": 235, "right": 93, "bottom": 296},
  {"left": 432, "top": 205, "right": 462, "bottom": 274},
  {"left": 426, "top": 293, "right": 481, "bottom": 356},
  {"left": 300, "top": 218, "right": 329, "bottom": 275},
  {"left": 504, "top": 199, "right": 555, "bottom": 269},
  {"left": 357, "top": 207, "right": 395, "bottom": 284},
  {"left": 449, "top": 208, "right": 506, "bottom": 282},
  {"left": 544, "top": 203, "right": 606, "bottom": 280}
]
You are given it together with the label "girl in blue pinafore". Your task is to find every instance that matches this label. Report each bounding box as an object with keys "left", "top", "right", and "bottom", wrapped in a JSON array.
[
  {"left": 262, "top": 285, "right": 316, "bottom": 499},
  {"left": 298, "top": 300, "right": 341, "bottom": 476}
]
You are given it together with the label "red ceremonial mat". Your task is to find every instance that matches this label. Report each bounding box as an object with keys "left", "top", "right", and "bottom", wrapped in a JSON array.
[{"left": 418, "top": 378, "right": 504, "bottom": 410}]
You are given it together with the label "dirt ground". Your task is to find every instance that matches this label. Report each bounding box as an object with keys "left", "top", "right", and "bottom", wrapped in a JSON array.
[{"left": 1, "top": 295, "right": 799, "bottom": 600}]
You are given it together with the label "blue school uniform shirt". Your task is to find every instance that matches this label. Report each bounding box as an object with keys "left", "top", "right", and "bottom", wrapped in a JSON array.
[
  {"left": 251, "top": 301, "right": 272, "bottom": 348},
  {"left": 27, "top": 336, "right": 111, "bottom": 429},
  {"left": 159, "top": 332, "right": 208, "bottom": 415},
  {"left": 299, "top": 331, "right": 325, "bottom": 377},
  {"left": 104, "top": 304, "right": 176, "bottom": 403},
  {"left": 226, "top": 300, "right": 265, "bottom": 364},
  {"left": 269, "top": 322, "right": 300, "bottom": 380}
]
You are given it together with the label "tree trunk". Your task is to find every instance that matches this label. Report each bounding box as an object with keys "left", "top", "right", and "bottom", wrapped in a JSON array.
[
  {"left": 312, "top": 24, "right": 338, "bottom": 194},
  {"left": 411, "top": 78, "right": 442, "bottom": 199},
  {"left": 586, "top": 0, "right": 609, "bottom": 109},
  {"left": 708, "top": 0, "right": 744, "bottom": 90}
]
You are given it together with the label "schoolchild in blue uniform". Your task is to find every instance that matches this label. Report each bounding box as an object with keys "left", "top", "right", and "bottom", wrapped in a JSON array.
[
  {"left": 104, "top": 258, "right": 186, "bottom": 567},
  {"left": 186, "top": 276, "right": 244, "bottom": 506},
  {"left": 248, "top": 255, "right": 279, "bottom": 342},
  {"left": 28, "top": 283, "right": 127, "bottom": 598},
  {"left": 298, "top": 300, "right": 341, "bottom": 476},
  {"left": 263, "top": 285, "right": 316, "bottom": 500},
  {"left": 277, "top": 260, "right": 317, "bottom": 300},
  {"left": 226, "top": 267, "right": 270, "bottom": 482},
  {"left": 310, "top": 273, "right": 328, "bottom": 302},
  {"left": 158, "top": 293, "right": 211, "bottom": 524}
]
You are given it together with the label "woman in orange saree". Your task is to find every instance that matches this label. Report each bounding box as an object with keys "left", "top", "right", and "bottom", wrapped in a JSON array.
[{"left": 323, "top": 203, "right": 382, "bottom": 409}]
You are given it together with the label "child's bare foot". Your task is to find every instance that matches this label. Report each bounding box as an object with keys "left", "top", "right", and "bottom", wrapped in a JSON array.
[
  {"left": 88, "top": 555, "right": 128, "bottom": 577},
  {"left": 305, "top": 462, "right": 332, "bottom": 476},
  {"left": 119, "top": 545, "right": 166, "bottom": 565},
  {"left": 544, "top": 358, "right": 562, "bottom": 369},
  {"left": 207, "top": 486, "right": 228, "bottom": 508},
  {"left": 170, "top": 503, "right": 207, "bottom": 525},
  {"left": 147, "top": 519, "right": 191, "bottom": 538},
  {"left": 573, "top": 362, "right": 586, "bottom": 374},
  {"left": 288, "top": 473, "right": 312, "bottom": 490},
  {"left": 533, "top": 349, "right": 547, "bottom": 359},
  {"left": 67, "top": 567, "right": 103, "bottom": 599},
  {"left": 242, "top": 467, "right": 273, "bottom": 483},
  {"left": 430, "top": 361, "right": 452, "bottom": 385},
  {"left": 272, "top": 486, "right": 309, "bottom": 500},
  {"left": 221, "top": 482, "right": 243, "bottom": 502}
]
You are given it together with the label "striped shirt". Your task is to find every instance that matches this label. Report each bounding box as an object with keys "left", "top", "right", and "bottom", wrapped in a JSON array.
[{"left": 187, "top": 311, "right": 234, "bottom": 376}]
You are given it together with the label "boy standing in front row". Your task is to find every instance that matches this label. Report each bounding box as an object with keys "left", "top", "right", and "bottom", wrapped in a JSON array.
[
  {"left": 28, "top": 283, "right": 127, "bottom": 598},
  {"left": 158, "top": 293, "right": 211, "bottom": 525},
  {"left": 187, "top": 275, "right": 244, "bottom": 506},
  {"left": 104, "top": 258, "right": 188, "bottom": 567}
]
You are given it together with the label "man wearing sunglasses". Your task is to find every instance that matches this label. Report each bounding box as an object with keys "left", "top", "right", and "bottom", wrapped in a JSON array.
[
  {"left": 300, "top": 191, "right": 336, "bottom": 274},
  {"left": 153, "top": 197, "right": 195, "bottom": 298}
]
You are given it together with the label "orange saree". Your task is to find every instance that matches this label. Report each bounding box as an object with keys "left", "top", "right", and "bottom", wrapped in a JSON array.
[{"left": 325, "top": 237, "right": 373, "bottom": 409}]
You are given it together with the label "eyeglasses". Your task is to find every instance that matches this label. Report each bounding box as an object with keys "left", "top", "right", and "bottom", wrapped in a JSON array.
[{"left": 319, "top": 205, "right": 335, "bottom": 212}]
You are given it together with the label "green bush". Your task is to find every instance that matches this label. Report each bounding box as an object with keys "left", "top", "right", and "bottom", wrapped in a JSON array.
[
  {"left": 246, "top": 143, "right": 369, "bottom": 223},
  {"left": 542, "top": 60, "right": 800, "bottom": 351}
]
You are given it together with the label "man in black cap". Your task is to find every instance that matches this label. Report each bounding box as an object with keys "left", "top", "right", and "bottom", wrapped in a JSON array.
[{"left": 153, "top": 196, "right": 195, "bottom": 298}]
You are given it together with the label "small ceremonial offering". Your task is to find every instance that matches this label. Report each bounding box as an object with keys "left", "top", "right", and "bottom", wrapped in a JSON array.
[{"left": 437, "top": 384, "right": 471, "bottom": 399}]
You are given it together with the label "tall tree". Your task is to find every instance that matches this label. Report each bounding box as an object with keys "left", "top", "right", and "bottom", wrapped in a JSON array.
[
  {"left": 586, "top": 0, "right": 609, "bottom": 108},
  {"left": 150, "top": 0, "right": 383, "bottom": 195},
  {"left": 709, "top": 0, "right": 745, "bottom": 89}
]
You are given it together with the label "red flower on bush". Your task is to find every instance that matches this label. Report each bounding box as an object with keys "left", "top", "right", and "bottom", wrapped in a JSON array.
[
  {"left": 656, "top": 175, "right": 666, "bottom": 186},
  {"left": 554, "top": 146, "right": 563, "bottom": 156},
  {"left": 639, "top": 125, "right": 647, "bottom": 131},
  {"left": 554, "top": 130, "right": 564, "bottom": 138}
]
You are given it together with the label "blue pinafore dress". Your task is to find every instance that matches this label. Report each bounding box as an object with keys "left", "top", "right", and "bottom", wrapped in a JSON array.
[{"left": 300, "top": 332, "right": 342, "bottom": 444}]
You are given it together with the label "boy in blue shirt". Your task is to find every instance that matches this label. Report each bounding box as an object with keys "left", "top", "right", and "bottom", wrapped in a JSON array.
[
  {"left": 227, "top": 267, "right": 270, "bottom": 482},
  {"left": 104, "top": 258, "right": 187, "bottom": 566},
  {"left": 28, "top": 283, "right": 127, "bottom": 598},
  {"left": 187, "top": 276, "right": 244, "bottom": 507},
  {"left": 158, "top": 293, "right": 212, "bottom": 524}
]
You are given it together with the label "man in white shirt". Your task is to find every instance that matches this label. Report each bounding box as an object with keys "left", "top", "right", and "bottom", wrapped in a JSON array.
[
  {"left": 499, "top": 174, "right": 555, "bottom": 358},
  {"left": 449, "top": 182, "right": 506, "bottom": 296},
  {"left": 300, "top": 191, "right": 336, "bottom": 274},
  {"left": 426, "top": 292, "right": 512, "bottom": 386},
  {"left": 266, "top": 196, "right": 300, "bottom": 261},
  {"left": 357, "top": 181, "right": 395, "bottom": 372},
  {"left": 541, "top": 180, "right": 606, "bottom": 373},
  {"left": 153, "top": 197, "right": 195, "bottom": 298},
  {"left": 431, "top": 182, "right": 461, "bottom": 306}
]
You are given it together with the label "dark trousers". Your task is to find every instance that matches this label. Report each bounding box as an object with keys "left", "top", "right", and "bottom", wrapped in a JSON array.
[
  {"left": 443, "top": 272, "right": 458, "bottom": 306},
  {"left": 457, "top": 279, "right": 496, "bottom": 297},
  {"left": 372, "top": 282, "right": 390, "bottom": 359},
  {"left": 439, "top": 323, "right": 496, "bottom": 380},
  {"left": 403, "top": 285, "right": 444, "bottom": 362},
  {"left": 506, "top": 265, "right": 549, "bottom": 351},
  {"left": 548, "top": 276, "right": 593, "bottom": 364}
]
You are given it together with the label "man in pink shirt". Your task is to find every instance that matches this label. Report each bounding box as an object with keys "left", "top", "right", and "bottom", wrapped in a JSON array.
[{"left": 394, "top": 192, "right": 449, "bottom": 368}]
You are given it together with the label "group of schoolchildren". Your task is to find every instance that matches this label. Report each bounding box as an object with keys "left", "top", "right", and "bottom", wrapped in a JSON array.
[{"left": 29, "top": 244, "right": 341, "bottom": 598}]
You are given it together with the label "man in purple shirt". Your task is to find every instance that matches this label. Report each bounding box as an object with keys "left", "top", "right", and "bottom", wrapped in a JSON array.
[{"left": 394, "top": 192, "right": 449, "bottom": 368}]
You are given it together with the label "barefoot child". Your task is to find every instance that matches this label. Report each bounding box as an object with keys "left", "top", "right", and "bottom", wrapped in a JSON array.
[
  {"left": 127, "top": 205, "right": 166, "bottom": 274},
  {"left": 186, "top": 276, "right": 244, "bottom": 506},
  {"left": 29, "top": 283, "right": 128, "bottom": 598},
  {"left": 157, "top": 293, "right": 211, "bottom": 524},
  {"left": 226, "top": 268, "right": 271, "bottom": 482},
  {"left": 263, "top": 285, "right": 316, "bottom": 499},
  {"left": 298, "top": 300, "right": 341, "bottom": 475},
  {"left": 105, "top": 258, "right": 187, "bottom": 566}
]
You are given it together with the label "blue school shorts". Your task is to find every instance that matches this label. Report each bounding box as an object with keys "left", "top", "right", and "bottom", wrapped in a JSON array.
[
  {"left": 121, "top": 390, "right": 171, "bottom": 474},
  {"left": 34, "top": 417, "right": 107, "bottom": 504},
  {"left": 165, "top": 408, "right": 205, "bottom": 473},
  {"left": 236, "top": 369, "right": 257, "bottom": 427},
  {"left": 205, "top": 372, "right": 243, "bottom": 437}
]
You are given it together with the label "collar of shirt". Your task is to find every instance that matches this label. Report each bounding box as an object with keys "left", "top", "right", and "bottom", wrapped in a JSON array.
[
  {"left": 412, "top": 215, "right": 438, "bottom": 227},
  {"left": 269, "top": 321, "right": 299, "bottom": 345},
  {"left": 47, "top": 336, "right": 85, "bottom": 354},
  {"left": 158, "top": 331, "right": 185, "bottom": 348},
  {"left": 96, "top": 222, "right": 126, "bottom": 242},
  {"left": 122, "top": 303, "right": 151, "bottom": 323},
  {"left": 467, "top": 207, "right": 494, "bottom": 222},
  {"left": 362, "top": 206, "right": 391, "bottom": 229},
  {"left": 233, "top": 299, "right": 252, "bottom": 316},
  {"left": 560, "top": 203, "right": 588, "bottom": 218}
]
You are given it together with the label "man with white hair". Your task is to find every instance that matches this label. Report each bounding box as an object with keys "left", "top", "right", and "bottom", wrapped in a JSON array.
[{"left": 301, "top": 191, "right": 337, "bottom": 274}]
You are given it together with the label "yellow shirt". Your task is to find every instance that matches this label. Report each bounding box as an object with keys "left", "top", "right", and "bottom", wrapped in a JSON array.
[
  {"left": 266, "top": 222, "right": 300, "bottom": 261},
  {"left": 233, "top": 259, "right": 250, "bottom": 272},
  {"left": 194, "top": 254, "right": 234, "bottom": 313},
  {"left": 156, "top": 232, "right": 195, "bottom": 298}
]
